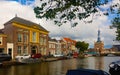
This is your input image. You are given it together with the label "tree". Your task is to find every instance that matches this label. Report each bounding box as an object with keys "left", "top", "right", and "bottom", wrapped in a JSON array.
[
  {"left": 34, "top": 0, "right": 119, "bottom": 27},
  {"left": 111, "top": 8, "right": 120, "bottom": 40},
  {"left": 75, "top": 41, "right": 89, "bottom": 53}
]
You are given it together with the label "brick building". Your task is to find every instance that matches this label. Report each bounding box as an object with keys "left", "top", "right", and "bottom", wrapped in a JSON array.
[
  {"left": 62, "top": 37, "right": 77, "bottom": 55},
  {"left": 0, "top": 29, "right": 7, "bottom": 53},
  {"left": 2, "top": 16, "right": 49, "bottom": 59}
]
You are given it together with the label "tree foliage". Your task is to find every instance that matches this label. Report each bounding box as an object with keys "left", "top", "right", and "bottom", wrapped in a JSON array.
[
  {"left": 34, "top": 0, "right": 119, "bottom": 27},
  {"left": 75, "top": 41, "right": 89, "bottom": 53},
  {"left": 111, "top": 6, "right": 120, "bottom": 40}
]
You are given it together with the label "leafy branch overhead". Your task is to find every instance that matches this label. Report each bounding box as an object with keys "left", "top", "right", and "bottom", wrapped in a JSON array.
[
  {"left": 111, "top": 15, "right": 120, "bottom": 40},
  {"left": 34, "top": 0, "right": 120, "bottom": 26}
]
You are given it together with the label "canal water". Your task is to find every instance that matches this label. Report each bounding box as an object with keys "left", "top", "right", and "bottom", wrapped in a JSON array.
[{"left": 0, "top": 56, "right": 120, "bottom": 75}]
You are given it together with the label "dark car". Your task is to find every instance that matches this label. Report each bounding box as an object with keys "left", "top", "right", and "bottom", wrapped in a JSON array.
[
  {"left": 109, "top": 60, "right": 120, "bottom": 75},
  {"left": 31, "top": 53, "right": 42, "bottom": 59},
  {"left": 0, "top": 53, "right": 12, "bottom": 62}
]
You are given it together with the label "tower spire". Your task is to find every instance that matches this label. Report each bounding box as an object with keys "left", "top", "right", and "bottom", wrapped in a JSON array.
[{"left": 97, "top": 29, "right": 101, "bottom": 42}]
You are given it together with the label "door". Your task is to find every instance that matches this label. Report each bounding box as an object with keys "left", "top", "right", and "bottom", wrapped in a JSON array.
[
  {"left": 8, "top": 48, "right": 12, "bottom": 56},
  {"left": 31, "top": 46, "right": 36, "bottom": 54}
]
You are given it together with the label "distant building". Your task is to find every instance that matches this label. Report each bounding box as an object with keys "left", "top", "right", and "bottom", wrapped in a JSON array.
[
  {"left": 48, "top": 37, "right": 77, "bottom": 56},
  {"left": 94, "top": 29, "right": 105, "bottom": 54},
  {"left": 60, "top": 39, "right": 67, "bottom": 55},
  {"left": 62, "top": 37, "right": 77, "bottom": 55},
  {"left": 48, "top": 37, "right": 57, "bottom": 55},
  {"left": 112, "top": 41, "right": 120, "bottom": 51}
]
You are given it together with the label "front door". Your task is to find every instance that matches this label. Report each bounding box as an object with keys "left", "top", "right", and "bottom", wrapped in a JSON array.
[
  {"left": 8, "top": 48, "right": 12, "bottom": 56},
  {"left": 31, "top": 46, "right": 37, "bottom": 54}
]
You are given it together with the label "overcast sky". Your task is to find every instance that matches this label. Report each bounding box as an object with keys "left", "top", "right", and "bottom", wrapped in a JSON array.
[{"left": 0, "top": 0, "right": 118, "bottom": 48}]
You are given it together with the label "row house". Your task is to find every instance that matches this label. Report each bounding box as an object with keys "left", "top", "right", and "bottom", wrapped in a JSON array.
[
  {"left": 48, "top": 37, "right": 57, "bottom": 55},
  {"left": 62, "top": 37, "right": 77, "bottom": 55},
  {"left": 48, "top": 38, "right": 65, "bottom": 56},
  {"left": 56, "top": 40, "right": 62, "bottom": 55},
  {"left": 48, "top": 37, "right": 77, "bottom": 56},
  {"left": 2, "top": 16, "right": 49, "bottom": 59},
  {"left": 60, "top": 39, "right": 67, "bottom": 55}
]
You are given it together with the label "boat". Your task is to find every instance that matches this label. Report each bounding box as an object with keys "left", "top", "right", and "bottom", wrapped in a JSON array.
[
  {"left": 66, "top": 68, "right": 109, "bottom": 75},
  {"left": 107, "top": 54, "right": 116, "bottom": 57},
  {"left": 109, "top": 60, "right": 120, "bottom": 75},
  {"left": 15, "top": 58, "right": 41, "bottom": 64}
]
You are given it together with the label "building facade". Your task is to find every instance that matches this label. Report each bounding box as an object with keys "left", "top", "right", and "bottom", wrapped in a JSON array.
[
  {"left": 48, "top": 37, "right": 77, "bottom": 56},
  {"left": 0, "top": 30, "right": 7, "bottom": 53},
  {"left": 62, "top": 37, "right": 77, "bottom": 55},
  {"left": 3, "top": 16, "right": 49, "bottom": 58},
  {"left": 48, "top": 38, "right": 57, "bottom": 55}
]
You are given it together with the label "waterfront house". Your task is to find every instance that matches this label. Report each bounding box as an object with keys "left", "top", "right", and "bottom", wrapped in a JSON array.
[
  {"left": 3, "top": 16, "right": 49, "bottom": 59},
  {"left": 48, "top": 37, "right": 57, "bottom": 55},
  {"left": 62, "top": 37, "right": 77, "bottom": 55},
  {"left": 0, "top": 29, "right": 7, "bottom": 54}
]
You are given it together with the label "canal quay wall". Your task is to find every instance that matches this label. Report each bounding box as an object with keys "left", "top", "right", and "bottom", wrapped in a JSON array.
[{"left": 0, "top": 57, "right": 69, "bottom": 67}]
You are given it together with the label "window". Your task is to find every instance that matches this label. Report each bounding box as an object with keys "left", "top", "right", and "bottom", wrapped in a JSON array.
[
  {"left": 23, "top": 34, "right": 28, "bottom": 43},
  {"left": 43, "top": 38, "right": 46, "bottom": 45},
  {"left": 0, "top": 37, "right": 2, "bottom": 45},
  {"left": 32, "top": 32, "right": 36, "bottom": 42},
  {"left": 40, "top": 37, "right": 43, "bottom": 45},
  {"left": 23, "top": 46, "right": 28, "bottom": 54},
  {"left": 38, "top": 48, "right": 41, "bottom": 53},
  {"left": 17, "top": 46, "right": 22, "bottom": 55},
  {"left": 18, "top": 33, "right": 23, "bottom": 42}
]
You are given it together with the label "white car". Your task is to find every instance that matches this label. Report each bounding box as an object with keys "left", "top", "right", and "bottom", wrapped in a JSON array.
[
  {"left": 15, "top": 54, "right": 31, "bottom": 59},
  {"left": 53, "top": 54, "right": 63, "bottom": 57}
]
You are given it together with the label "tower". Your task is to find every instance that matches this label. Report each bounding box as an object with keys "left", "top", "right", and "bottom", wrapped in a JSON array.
[
  {"left": 97, "top": 29, "right": 101, "bottom": 42},
  {"left": 94, "top": 29, "right": 104, "bottom": 55}
]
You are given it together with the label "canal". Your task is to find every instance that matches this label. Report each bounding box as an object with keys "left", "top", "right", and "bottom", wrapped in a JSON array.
[{"left": 0, "top": 56, "right": 120, "bottom": 75}]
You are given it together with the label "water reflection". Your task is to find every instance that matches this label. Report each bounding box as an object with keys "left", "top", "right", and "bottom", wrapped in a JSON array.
[
  {"left": 0, "top": 57, "right": 120, "bottom": 75},
  {"left": 95, "top": 57, "right": 104, "bottom": 70}
]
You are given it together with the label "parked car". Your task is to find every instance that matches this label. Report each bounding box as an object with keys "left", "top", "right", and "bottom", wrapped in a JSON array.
[
  {"left": 53, "top": 54, "right": 63, "bottom": 57},
  {"left": 0, "top": 53, "right": 12, "bottom": 62},
  {"left": 31, "top": 53, "right": 42, "bottom": 59},
  {"left": 15, "top": 54, "right": 31, "bottom": 60}
]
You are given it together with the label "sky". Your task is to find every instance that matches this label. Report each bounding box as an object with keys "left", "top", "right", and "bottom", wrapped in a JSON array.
[{"left": 0, "top": 0, "right": 118, "bottom": 48}]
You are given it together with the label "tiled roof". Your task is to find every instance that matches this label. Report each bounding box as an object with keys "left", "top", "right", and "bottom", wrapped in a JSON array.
[
  {"left": 4, "top": 16, "right": 48, "bottom": 32},
  {"left": 63, "top": 37, "right": 76, "bottom": 43}
]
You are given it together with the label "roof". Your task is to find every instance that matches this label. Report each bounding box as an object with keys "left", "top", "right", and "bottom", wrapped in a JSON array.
[
  {"left": 0, "top": 29, "right": 4, "bottom": 34},
  {"left": 63, "top": 37, "right": 76, "bottom": 44},
  {"left": 48, "top": 37, "right": 57, "bottom": 42},
  {"left": 4, "top": 16, "right": 48, "bottom": 32}
]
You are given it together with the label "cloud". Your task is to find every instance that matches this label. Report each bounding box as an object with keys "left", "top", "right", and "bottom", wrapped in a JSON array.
[
  {"left": 0, "top": 0, "right": 116, "bottom": 48},
  {"left": 0, "top": 1, "right": 37, "bottom": 28}
]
